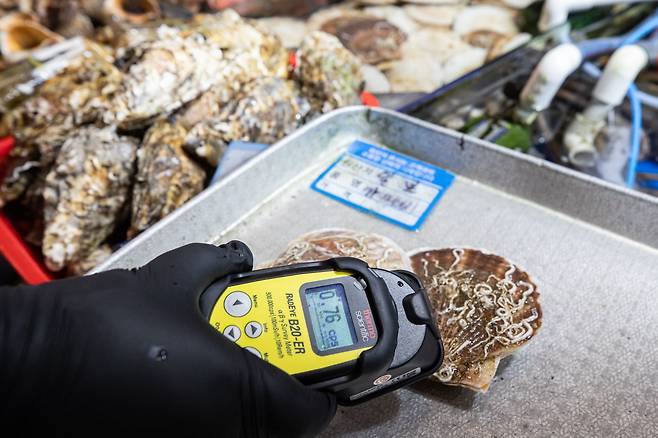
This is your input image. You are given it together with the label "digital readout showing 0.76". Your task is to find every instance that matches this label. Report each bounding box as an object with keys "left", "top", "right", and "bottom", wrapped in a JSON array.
[{"left": 305, "top": 283, "right": 357, "bottom": 352}]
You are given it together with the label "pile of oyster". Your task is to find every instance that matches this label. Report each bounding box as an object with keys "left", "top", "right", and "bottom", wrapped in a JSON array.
[
  {"left": 0, "top": 11, "right": 363, "bottom": 274},
  {"left": 257, "top": 0, "right": 531, "bottom": 93}
]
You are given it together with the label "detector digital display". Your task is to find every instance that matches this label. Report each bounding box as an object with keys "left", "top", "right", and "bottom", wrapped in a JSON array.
[{"left": 305, "top": 283, "right": 356, "bottom": 352}]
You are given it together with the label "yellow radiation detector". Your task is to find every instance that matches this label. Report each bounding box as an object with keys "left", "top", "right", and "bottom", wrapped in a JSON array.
[{"left": 199, "top": 257, "right": 443, "bottom": 404}]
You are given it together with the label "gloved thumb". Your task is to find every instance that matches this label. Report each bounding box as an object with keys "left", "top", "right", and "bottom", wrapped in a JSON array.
[{"left": 139, "top": 241, "right": 253, "bottom": 301}]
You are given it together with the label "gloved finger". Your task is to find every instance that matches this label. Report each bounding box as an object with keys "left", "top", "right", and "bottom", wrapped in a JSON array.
[
  {"left": 139, "top": 241, "right": 253, "bottom": 299},
  {"left": 240, "top": 350, "right": 337, "bottom": 437}
]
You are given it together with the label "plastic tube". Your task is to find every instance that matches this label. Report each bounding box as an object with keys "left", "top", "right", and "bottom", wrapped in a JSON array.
[
  {"left": 563, "top": 45, "right": 649, "bottom": 168},
  {"left": 626, "top": 84, "right": 642, "bottom": 186},
  {"left": 539, "top": 0, "right": 658, "bottom": 32},
  {"left": 515, "top": 43, "right": 583, "bottom": 124}
]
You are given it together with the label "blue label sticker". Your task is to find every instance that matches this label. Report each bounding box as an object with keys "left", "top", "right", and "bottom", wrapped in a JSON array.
[{"left": 311, "top": 141, "right": 455, "bottom": 230}]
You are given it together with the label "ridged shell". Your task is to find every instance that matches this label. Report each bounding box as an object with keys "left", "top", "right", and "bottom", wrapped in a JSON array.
[
  {"left": 264, "top": 228, "right": 412, "bottom": 271},
  {"left": 410, "top": 248, "right": 542, "bottom": 392}
]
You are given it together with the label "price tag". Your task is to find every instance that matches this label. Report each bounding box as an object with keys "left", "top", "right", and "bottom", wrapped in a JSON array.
[{"left": 311, "top": 141, "right": 455, "bottom": 230}]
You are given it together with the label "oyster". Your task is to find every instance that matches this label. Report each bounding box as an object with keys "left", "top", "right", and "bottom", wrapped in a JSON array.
[
  {"left": 129, "top": 119, "right": 205, "bottom": 238},
  {"left": 182, "top": 76, "right": 303, "bottom": 166},
  {"left": 295, "top": 31, "right": 363, "bottom": 115},
  {"left": 320, "top": 16, "right": 406, "bottom": 65},
  {"left": 109, "top": 25, "right": 224, "bottom": 129},
  {"left": 255, "top": 16, "right": 307, "bottom": 49},
  {"left": 410, "top": 248, "right": 542, "bottom": 392},
  {"left": 42, "top": 126, "right": 138, "bottom": 272},
  {"left": 264, "top": 229, "right": 411, "bottom": 271},
  {"left": 67, "top": 244, "right": 113, "bottom": 276},
  {"left": 191, "top": 11, "right": 289, "bottom": 78},
  {"left": 0, "top": 41, "right": 121, "bottom": 205}
]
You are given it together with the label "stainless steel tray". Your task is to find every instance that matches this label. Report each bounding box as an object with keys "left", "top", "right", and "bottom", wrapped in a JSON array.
[{"left": 95, "top": 107, "right": 658, "bottom": 437}]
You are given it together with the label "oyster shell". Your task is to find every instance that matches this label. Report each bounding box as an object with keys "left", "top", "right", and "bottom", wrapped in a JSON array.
[
  {"left": 255, "top": 16, "right": 307, "bottom": 49},
  {"left": 182, "top": 76, "right": 303, "bottom": 166},
  {"left": 264, "top": 229, "right": 412, "bottom": 271},
  {"left": 0, "top": 41, "right": 121, "bottom": 205},
  {"left": 410, "top": 248, "right": 542, "bottom": 392},
  {"left": 42, "top": 126, "right": 138, "bottom": 272},
  {"left": 321, "top": 16, "right": 406, "bottom": 65},
  {"left": 295, "top": 31, "right": 363, "bottom": 115},
  {"left": 109, "top": 25, "right": 224, "bottom": 129},
  {"left": 191, "top": 11, "right": 289, "bottom": 78},
  {"left": 67, "top": 244, "right": 113, "bottom": 276},
  {"left": 129, "top": 119, "right": 205, "bottom": 238}
]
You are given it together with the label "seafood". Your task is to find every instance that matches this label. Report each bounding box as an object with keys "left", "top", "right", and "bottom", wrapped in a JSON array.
[
  {"left": 321, "top": 16, "right": 406, "bottom": 65},
  {"left": 182, "top": 75, "right": 304, "bottom": 166},
  {"left": 108, "top": 25, "right": 224, "bottom": 128},
  {"left": 68, "top": 244, "right": 113, "bottom": 276},
  {"left": 453, "top": 5, "right": 518, "bottom": 50},
  {"left": 0, "top": 41, "right": 121, "bottom": 205},
  {"left": 295, "top": 31, "right": 363, "bottom": 115},
  {"left": 192, "top": 11, "right": 289, "bottom": 78},
  {"left": 0, "top": 13, "right": 62, "bottom": 62},
  {"left": 42, "top": 126, "right": 138, "bottom": 272},
  {"left": 410, "top": 248, "right": 542, "bottom": 392},
  {"left": 403, "top": 5, "right": 462, "bottom": 28},
  {"left": 129, "top": 119, "right": 205, "bottom": 238},
  {"left": 255, "top": 16, "right": 307, "bottom": 49},
  {"left": 363, "top": 5, "right": 419, "bottom": 35},
  {"left": 264, "top": 229, "right": 412, "bottom": 271},
  {"left": 103, "top": 0, "right": 161, "bottom": 25}
]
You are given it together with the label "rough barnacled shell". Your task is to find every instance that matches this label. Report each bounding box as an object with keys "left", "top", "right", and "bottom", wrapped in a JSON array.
[
  {"left": 129, "top": 119, "right": 205, "bottom": 238},
  {"left": 192, "top": 11, "right": 289, "bottom": 78},
  {"left": 410, "top": 248, "right": 542, "bottom": 392},
  {"left": 295, "top": 31, "right": 363, "bottom": 115},
  {"left": 321, "top": 16, "right": 406, "bottom": 65},
  {"left": 0, "top": 41, "right": 121, "bottom": 205},
  {"left": 108, "top": 25, "right": 224, "bottom": 128},
  {"left": 264, "top": 229, "right": 412, "bottom": 271},
  {"left": 183, "top": 76, "right": 303, "bottom": 166},
  {"left": 0, "top": 13, "right": 62, "bottom": 62},
  {"left": 67, "top": 244, "right": 113, "bottom": 276},
  {"left": 42, "top": 126, "right": 138, "bottom": 271}
]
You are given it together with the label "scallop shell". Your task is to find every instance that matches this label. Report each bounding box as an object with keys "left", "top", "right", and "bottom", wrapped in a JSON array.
[
  {"left": 385, "top": 54, "right": 443, "bottom": 93},
  {"left": 0, "top": 13, "right": 62, "bottom": 62},
  {"left": 453, "top": 5, "right": 518, "bottom": 39},
  {"left": 363, "top": 6, "right": 419, "bottom": 35},
  {"left": 321, "top": 15, "right": 406, "bottom": 65},
  {"left": 103, "top": 0, "right": 160, "bottom": 25},
  {"left": 306, "top": 4, "right": 366, "bottom": 31},
  {"left": 361, "top": 64, "right": 391, "bottom": 93},
  {"left": 255, "top": 17, "right": 308, "bottom": 49},
  {"left": 442, "top": 45, "right": 487, "bottom": 83},
  {"left": 403, "top": 5, "right": 462, "bottom": 28},
  {"left": 263, "top": 229, "right": 412, "bottom": 271},
  {"left": 410, "top": 248, "right": 542, "bottom": 392},
  {"left": 129, "top": 119, "right": 205, "bottom": 238}
]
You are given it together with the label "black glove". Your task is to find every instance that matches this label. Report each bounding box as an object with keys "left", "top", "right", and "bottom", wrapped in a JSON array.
[{"left": 0, "top": 241, "right": 335, "bottom": 437}]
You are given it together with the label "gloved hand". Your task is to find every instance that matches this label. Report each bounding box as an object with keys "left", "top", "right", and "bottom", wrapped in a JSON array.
[{"left": 0, "top": 242, "right": 335, "bottom": 437}]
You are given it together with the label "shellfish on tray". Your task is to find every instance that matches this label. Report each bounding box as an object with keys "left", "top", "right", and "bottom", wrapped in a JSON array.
[
  {"left": 42, "top": 126, "right": 138, "bottom": 272},
  {"left": 410, "top": 248, "right": 542, "bottom": 392},
  {"left": 263, "top": 228, "right": 412, "bottom": 271}
]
